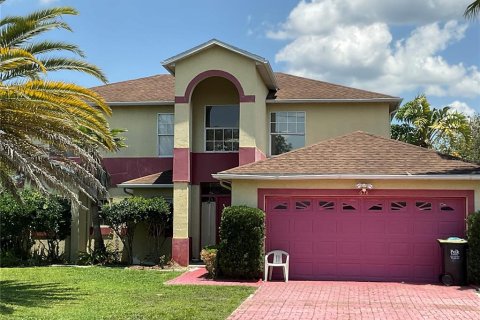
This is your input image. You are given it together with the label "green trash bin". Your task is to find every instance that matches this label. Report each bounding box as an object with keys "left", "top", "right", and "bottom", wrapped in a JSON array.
[{"left": 437, "top": 238, "right": 468, "bottom": 286}]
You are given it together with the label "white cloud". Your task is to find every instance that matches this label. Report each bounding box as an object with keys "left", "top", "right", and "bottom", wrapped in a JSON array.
[
  {"left": 268, "top": 0, "right": 471, "bottom": 39},
  {"left": 448, "top": 101, "right": 477, "bottom": 117},
  {"left": 270, "top": 1, "right": 480, "bottom": 99}
]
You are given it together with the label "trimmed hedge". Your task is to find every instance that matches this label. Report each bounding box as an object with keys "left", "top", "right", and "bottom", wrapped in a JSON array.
[
  {"left": 218, "top": 206, "right": 265, "bottom": 279},
  {"left": 467, "top": 211, "right": 480, "bottom": 284}
]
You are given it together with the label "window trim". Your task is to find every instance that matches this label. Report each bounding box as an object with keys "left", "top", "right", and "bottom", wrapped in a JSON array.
[
  {"left": 269, "top": 111, "right": 306, "bottom": 156},
  {"left": 157, "top": 113, "right": 174, "bottom": 158},
  {"left": 203, "top": 104, "right": 240, "bottom": 153}
]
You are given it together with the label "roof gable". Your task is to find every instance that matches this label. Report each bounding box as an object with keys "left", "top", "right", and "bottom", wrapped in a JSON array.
[{"left": 216, "top": 132, "right": 480, "bottom": 177}]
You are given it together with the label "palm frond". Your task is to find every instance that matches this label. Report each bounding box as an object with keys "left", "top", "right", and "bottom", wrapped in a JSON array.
[{"left": 465, "top": 0, "right": 480, "bottom": 19}]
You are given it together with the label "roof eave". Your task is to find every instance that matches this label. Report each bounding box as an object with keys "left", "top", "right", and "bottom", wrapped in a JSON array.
[
  {"left": 212, "top": 173, "right": 480, "bottom": 181},
  {"left": 266, "top": 97, "right": 402, "bottom": 107},
  {"left": 117, "top": 184, "right": 174, "bottom": 189}
]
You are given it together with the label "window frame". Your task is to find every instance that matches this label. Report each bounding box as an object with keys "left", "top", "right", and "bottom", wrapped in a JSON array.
[
  {"left": 157, "top": 113, "right": 174, "bottom": 158},
  {"left": 269, "top": 111, "right": 306, "bottom": 156},
  {"left": 204, "top": 104, "right": 240, "bottom": 153}
]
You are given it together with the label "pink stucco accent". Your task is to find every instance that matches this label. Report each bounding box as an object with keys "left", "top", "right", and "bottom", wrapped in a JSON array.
[
  {"left": 259, "top": 188, "right": 474, "bottom": 282},
  {"left": 173, "top": 148, "right": 191, "bottom": 182},
  {"left": 103, "top": 157, "right": 173, "bottom": 185},
  {"left": 172, "top": 238, "right": 189, "bottom": 266},
  {"left": 239, "top": 147, "right": 266, "bottom": 166},
  {"left": 175, "top": 70, "right": 255, "bottom": 103},
  {"left": 192, "top": 152, "right": 238, "bottom": 184}
]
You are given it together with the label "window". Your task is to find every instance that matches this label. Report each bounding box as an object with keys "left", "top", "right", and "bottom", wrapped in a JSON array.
[
  {"left": 205, "top": 105, "right": 239, "bottom": 152},
  {"left": 270, "top": 111, "right": 305, "bottom": 155},
  {"left": 157, "top": 113, "right": 174, "bottom": 157}
]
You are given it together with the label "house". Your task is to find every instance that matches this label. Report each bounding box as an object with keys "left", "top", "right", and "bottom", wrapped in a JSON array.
[{"left": 70, "top": 39, "right": 479, "bottom": 282}]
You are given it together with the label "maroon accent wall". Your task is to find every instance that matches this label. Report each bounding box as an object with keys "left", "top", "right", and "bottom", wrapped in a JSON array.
[
  {"left": 103, "top": 157, "right": 173, "bottom": 185},
  {"left": 172, "top": 238, "right": 189, "bottom": 266},
  {"left": 191, "top": 153, "right": 239, "bottom": 184},
  {"left": 239, "top": 147, "right": 267, "bottom": 166},
  {"left": 175, "top": 70, "right": 255, "bottom": 103},
  {"left": 173, "top": 148, "right": 191, "bottom": 182}
]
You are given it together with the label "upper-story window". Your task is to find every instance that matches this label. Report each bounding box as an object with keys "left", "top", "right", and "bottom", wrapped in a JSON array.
[
  {"left": 158, "top": 113, "right": 174, "bottom": 157},
  {"left": 205, "top": 105, "right": 239, "bottom": 152},
  {"left": 270, "top": 111, "right": 305, "bottom": 155}
]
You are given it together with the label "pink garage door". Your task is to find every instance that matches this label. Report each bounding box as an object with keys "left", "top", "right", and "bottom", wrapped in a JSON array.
[{"left": 266, "top": 196, "right": 466, "bottom": 282}]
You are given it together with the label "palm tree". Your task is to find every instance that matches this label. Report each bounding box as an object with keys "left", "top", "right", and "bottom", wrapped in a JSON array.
[
  {"left": 465, "top": 0, "right": 480, "bottom": 19},
  {"left": 391, "top": 94, "right": 471, "bottom": 153},
  {"left": 0, "top": 7, "right": 115, "bottom": 206}
]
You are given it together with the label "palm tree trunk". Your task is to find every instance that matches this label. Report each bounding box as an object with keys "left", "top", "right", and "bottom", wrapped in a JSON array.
[{"left": 90, "top": 202, "right": 106, "bottom": 253}]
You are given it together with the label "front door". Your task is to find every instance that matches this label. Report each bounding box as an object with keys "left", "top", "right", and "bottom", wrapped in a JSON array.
[{"left": 215, "top": 196, "right": 231, "bottom": 243}]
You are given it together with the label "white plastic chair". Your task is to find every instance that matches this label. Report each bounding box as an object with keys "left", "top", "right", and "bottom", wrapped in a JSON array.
[{"left": 264, "top": 250, "right": 289, "bottom": 282}]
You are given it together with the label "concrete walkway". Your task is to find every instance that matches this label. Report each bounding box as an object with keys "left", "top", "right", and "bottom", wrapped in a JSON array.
[{"left": 229, "top": 281, "right": 480, "bottom": 320}]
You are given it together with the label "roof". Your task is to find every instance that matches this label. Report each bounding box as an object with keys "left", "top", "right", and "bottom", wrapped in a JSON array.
[
  {"left": 161, "top": 39, "right": 277, "bottom": 90},
  {"left": 91, "top": 74, "right": 175, "bottom": 105},
  {"left": 91, "top": 73, "right": 401, "bottom": 109},
  {"left": 214, "top": 132, "right": 480, "bottom": 179},
  {"left": 117, "top": 170, "right": 173, "bottom": 188}
]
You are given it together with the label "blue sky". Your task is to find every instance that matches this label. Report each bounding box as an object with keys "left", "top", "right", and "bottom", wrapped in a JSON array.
[{"left": 2, "top": 0, "right": 479, "bottom": 114}]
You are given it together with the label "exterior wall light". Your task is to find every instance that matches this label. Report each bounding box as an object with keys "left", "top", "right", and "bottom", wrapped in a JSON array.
[{"left": 356, "top": 183, "right": 373, "bottom": 195}]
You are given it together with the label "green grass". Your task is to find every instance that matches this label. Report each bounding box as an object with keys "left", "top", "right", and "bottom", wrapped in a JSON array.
[{"left": 0, "top": 267, "right": 255, "bottom": 320}]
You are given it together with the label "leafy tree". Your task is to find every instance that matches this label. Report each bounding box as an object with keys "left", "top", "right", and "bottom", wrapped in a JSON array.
[
  {"left": 0, "top": 7, "right": 116, "bottom": 205},
  {"left": 101, "top": 197, "right": 171, "bottom": 264},
  {"left": 391, "top": 95, "right": 471, "bottom": 153},
  {"left": 444, "top": 114, "right": 480, "bottom": 162},
  {"left": 0, "top": 189, "right": 71, "bottom": 264},
  {"left": 465, "top": 0, "right": 480, "bottom": 19}
]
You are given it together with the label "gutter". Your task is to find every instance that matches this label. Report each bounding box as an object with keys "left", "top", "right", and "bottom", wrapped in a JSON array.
[
  {"left": 116, "top": 184, "right": 174, "bottom": 188},
  {"left": 266, "top": 98, "right": 402, "bottom": 104},
  {"left": 106, "top": 101, "right": 174, "bottom": 106},
  {"left": 212, "top": 174, "right": 480, "bottom": 181}
]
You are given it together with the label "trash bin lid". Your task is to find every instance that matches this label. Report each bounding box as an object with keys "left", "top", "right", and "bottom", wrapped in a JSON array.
[{"left": 437, "top": 238, "right": 467, "bottom": 244}]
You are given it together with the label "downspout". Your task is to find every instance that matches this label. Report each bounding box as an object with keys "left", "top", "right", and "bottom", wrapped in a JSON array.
[
  {"left": 219, "top": 180, "right": 232, "bottom": 191},
  {"left": 123, "top": 188, "right": 134, "bottom": 196}
]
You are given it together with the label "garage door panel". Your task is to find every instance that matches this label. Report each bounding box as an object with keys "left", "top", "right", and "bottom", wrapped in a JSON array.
[
  {"left": 266, "top": 195, "right": 466, "bottom": 282},
  {"left": 294, "top": 218, "right": 314, "bottom": 234},
  {"left": 314, "top": 241, "right": 336, "bottom": 256}
]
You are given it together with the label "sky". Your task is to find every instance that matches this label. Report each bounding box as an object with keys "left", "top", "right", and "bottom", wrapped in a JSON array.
[{"left": 2, "top": 0, "right": 480, "bottom": 115}]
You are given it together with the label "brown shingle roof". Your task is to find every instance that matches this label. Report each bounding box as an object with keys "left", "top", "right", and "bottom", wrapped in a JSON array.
[
  {"left": 119, "top": 170, "right": 173, "bottom": 185},
  {"left": 218, "top": 132, "right": 480, "bottom": 176},
  {"left": 273, "top": 73, "right": 397, "bottom": 100},
  {"left": 91, "top": 74, "right": 174, "bottom": 103},
  {"left": 91, "top": 73, "right": 399, "bottom": 103}
]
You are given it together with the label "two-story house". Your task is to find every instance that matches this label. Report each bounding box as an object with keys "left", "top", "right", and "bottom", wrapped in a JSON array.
[{"left": 70, "top": 39, "right": 479, "bottom": 282}]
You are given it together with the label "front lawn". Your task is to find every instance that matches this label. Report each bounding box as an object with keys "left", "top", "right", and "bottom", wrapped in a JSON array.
[{"left": 0, "top": 267, "right": 254, "bottom": 320}]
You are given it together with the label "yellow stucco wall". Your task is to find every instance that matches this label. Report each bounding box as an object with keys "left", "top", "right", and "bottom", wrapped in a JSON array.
[
  {"left": 266, "top": 103, "right": 391, "bottom": 151},
  {"left": 191, "top": 77, "right": 239, "bottom": 152},
  {"left": 174, "top": 46, "right": 258, "bottom": 96},
  {"left": 232, "top": 179, "right": 480, "bottom": 212},
  {"left": 105, "top": 105, "right": 174, "bottom": 157},
  {"left": 173, "top": 182, "right": 190, "bottom": 238}
]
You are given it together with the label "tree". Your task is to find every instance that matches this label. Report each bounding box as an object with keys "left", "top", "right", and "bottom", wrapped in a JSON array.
[
  {"left": 445, "top": 114, "right": 480, "bottom": 162},
  {"left": 101, "top": 197, "right": 172, "bottom": 264},
  {"left": 391, "top": 95, "right": 471, "bottom": 153},
  {"left": 0, "top": 7, "right": 115, "bottom": 206},
  {"left": 465, "top": 0, "right": 480, "bottom": 19}
]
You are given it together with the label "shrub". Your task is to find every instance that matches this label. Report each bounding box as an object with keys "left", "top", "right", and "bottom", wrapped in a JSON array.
[
  {"left": 200, "top": 245, "right": 218, "bottom": 278},
  {"left": 218, "top": 206, "right": 265, "bottom": 279},
  {"left": 0, "top": 189, "right": 71, "bottom": 265},
  {"left": 467, "top": 211, "right": 480, "bottom": 284},
  {"left": 101, "top": 196, "right": 171, "bottom": 264}
]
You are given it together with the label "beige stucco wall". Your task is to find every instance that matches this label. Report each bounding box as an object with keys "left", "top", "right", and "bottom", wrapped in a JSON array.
[
  {"left": 232, "top": 179, "right": 480, "bottom": 212},
  {"left": 191, "top": 77, "right": 239, "bottom": 152},
  {"left": 105, "top": 105, "right": 174, "bottom": 157},
  {"left": 173, "top": 182, "right": 190, "bottom": 238},
  {"left": 174, "top": 45, "right": 270, "bottom": 152},
  {"left": 174, "top": 46, "right": 258, "bottom": 97},
  {"left": 266, "top": 103, "right": 391, "bottom": 151}
]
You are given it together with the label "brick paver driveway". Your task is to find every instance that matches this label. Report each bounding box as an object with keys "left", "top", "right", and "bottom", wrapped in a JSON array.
[{"left": 229, "top": 281, "right": 480, "bottom": 320}]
